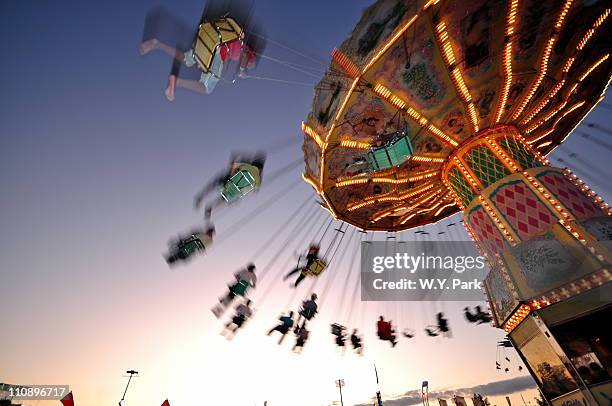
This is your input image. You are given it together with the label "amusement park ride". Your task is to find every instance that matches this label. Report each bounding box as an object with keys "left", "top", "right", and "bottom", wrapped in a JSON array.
[{"left": 300, "top": 0, "right": 612, "bottom": 405}]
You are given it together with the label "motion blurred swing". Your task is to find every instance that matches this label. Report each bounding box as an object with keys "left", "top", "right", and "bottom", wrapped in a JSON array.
[
  {"left": 192, "top": 16, "right": 245, "bottom": 74},
  {"left": 221, "top": 162, "right": 261, "bottom": 202}
]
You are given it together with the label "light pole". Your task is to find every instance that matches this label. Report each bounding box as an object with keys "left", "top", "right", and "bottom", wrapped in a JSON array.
[
  {"left": 422, "top": 381, "right": 429, "bottom": 406},
  {"left": 335, "top": 379, "right": 345, "bottom": 406},
  {"left": 118, "top": 370, "right": 138, "bottom": 406}
]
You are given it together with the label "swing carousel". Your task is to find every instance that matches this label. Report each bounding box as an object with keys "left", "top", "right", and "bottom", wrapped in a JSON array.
[{"left": 299, "top": 0, "right": 612, "bottom": 404}]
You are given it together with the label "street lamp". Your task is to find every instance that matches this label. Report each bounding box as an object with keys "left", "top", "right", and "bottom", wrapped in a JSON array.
[
  {"left": 335, "top": 379, "right": 345, "bottom": 406},
  {"left": 118, "top": 370, "right": 139, "bottom": 406}
]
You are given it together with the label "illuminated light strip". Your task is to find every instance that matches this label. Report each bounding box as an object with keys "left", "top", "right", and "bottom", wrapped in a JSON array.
[
  {"left": 495, "top": 42, "right": 514, "bottom": 123},
  {"left": 301, "top": 122, "right": 325, "bottom": 149},
  {"left": 563, "top": 168, "right": 612, "bottom": 212},
  {"left": 408, "top": 188, "right": 444, "bottom": 210},
  {"left": 579, "top": 53, "right": 609, "bottom": 82},
  {"left": 537, "top": 141, "right": 553, "bottom": 149},
  {"left": 399, "top": 212, "right": 418, "bottom": 225},
  {"left": 339, "top": 138, "right": 371, "bottom": 150},
  {"left": 529, "top": 268, "right": 612, "bottom": 311},
  {"left": 435, "top": 21, "right": 479, "bottom": 132},
  {"left": 521, "top": 171, "right": 573, "bottom": 222},
  {"left": 555, "top": 0, "right": 574, "bottom": 30},
  {"left": 423, "top": 0, "right": 441, "bottom": 10},
  {"left": 563, "top": 57, "right": 575, "bottom": 73},
  {"left": 335, "top": 170, "right": 440, "bottom": 187},
  {"left": 320, "top": 192, "right": 338, "bottom": 219},
  {"left": 398, "top": 182, "right": 436, "bottom": 200},
  {"left": 331, "top": 48, "right": 360, "bottom": 79},
  {"left": 485, "top": 136, "right": 521, "bottom": 172},
  {"left": 414, "top": 191, "right": 451, "bottom": 215},
  {"left": 302, "top": 172, "right": 321, "bottom": 192},
  {"left": 372, "top": 205, "right": 406, "bottom": 222},
  {"left": 411, "top": 155, "right": 447, "bottom": 164},
  {"left": 372, "top": 83, "right": 459, "bottom": 147},
  {"left": 320, "top": 75, "right": 360, "bottom": 185},
  {"left": 442, "top": 178, "right": 466, "bottom": 210},
  {"left": 511, "top": 0, "right": 574, "bottom": 120},
  {"left": 503, "top": 304, "right": 531, "bottom": 333},
  {"left": 515, "top": 133, "right": 550, "bottom": 165},
  {"left": 511, "top": 36, "right": 557, "bottom": 120},
  {"left": 362, "top": 14, "right": 419, "bottom": 74},
  {"left": 454, "top": 156, "right": 484, "bottom": 192},
  {"left": 391, "top": 190, "right": 446, "bottom": 224},
  {"left": 527, "top": 100, "right": 585, "bottom": 143},
  {"left": 577, "top": 9, "right": 610, "bottom": 51},
  {"left": 524, "top": 100, "right": 567, "bottom": 134},
  {"left": 346, "top": 182, "right": 436, "bottom": 212},
  {"left": 433, "top": 200, "right": 457, "bottom": 216},
  {"left": 522, "top": 10, "right": 610, "bottom": 126},
  {"left": 521, "top": 79, "right": 565, "bottom": 125},
  {"left": 478, "top": 195, "right": 518, "bottom": 244}
]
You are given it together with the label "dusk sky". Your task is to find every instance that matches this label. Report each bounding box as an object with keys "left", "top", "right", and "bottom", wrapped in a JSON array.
[{"left": 1, "top": 1, "right": 611, "bottom": 405}]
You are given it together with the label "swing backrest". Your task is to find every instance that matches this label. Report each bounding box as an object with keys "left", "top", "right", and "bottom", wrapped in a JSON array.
[
  {"left": 221, "top": 168, "right": 258, "bottom": 202},
  {"left": 305, "top": 258, "right": 327, "bottom": 276},
  {"left": 193, "top": 17, "right": 244, "bottom": 73},
  {"left": 366, "top": 130, "right": 414, "bottom": 171},
  {"left": 232, "top": 280, "right": 249, "bottom": 296}
]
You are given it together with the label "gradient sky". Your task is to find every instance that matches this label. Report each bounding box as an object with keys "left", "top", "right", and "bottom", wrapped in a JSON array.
[{"left": 1, "top": 1, "right": 611, "bottom": 406}]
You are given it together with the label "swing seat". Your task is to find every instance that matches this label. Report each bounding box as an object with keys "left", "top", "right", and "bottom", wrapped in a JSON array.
[
  {"left": 180, "top": 237, "right": 206, "bottom": 256},
  {"left": 221, "top": 168, "right": 258, "bottom": 202},
  {"left": 366, "top": 130, "right": 414, "bottom": 171},
  {"left": 331, "top": 323, "right": 346, "bottom": 335},
  {"left": 305, "top": 259, "right": 327, "bottom": 276},
  {"left": 231, "top": 280, "right": 250, "bottom": 296},
  {"left": 193, "top": 16, "right": 244, "bottom": 73}
]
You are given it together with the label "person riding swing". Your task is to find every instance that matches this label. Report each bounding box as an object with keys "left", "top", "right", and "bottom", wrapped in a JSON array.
[
  {"left": 284, "top": 244, "right": 326, "bottom": 288},
  {"left": 376, "top": 316, "right": 397, "bottom": 347},
  {"left": 425, "top": 312, "right": 452, "bottom": 338},
  {"left": 212, "top": 263, "right": 256, "bottom": 317},
  {"left": 267, "top": 311, "right": 294, "bottom": 345}
]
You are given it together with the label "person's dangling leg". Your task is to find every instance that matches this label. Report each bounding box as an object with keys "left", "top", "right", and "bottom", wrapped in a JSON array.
[
  {"left": 165, "top": 58, "right": 182, "bottom": 101},
  {"left": 204, "top": 196, "right": 226, "bottom": 219},
  {"left": 283, "top": 268, "right": 301, "bottom": 280},
  {"left": 203, "top": 52, "right": 224, "bottom": 94},
  {"left": 220, "top": 288, "right": 236, "bottom": 307},
  {"left": 194, "top": 174, "right": 227, "bottom": 209},
  {"left": 294, "top": 272, "right": 307, "bottom": 287}
]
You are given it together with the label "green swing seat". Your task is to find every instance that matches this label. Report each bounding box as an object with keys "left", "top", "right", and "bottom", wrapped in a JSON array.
[
  {"left": 367, "top": 130, "right": 414, "bottom": 171},
  {"left": 180, "top": 237, "right": 206, "bottom": 256},
  {"left": 221, "top": 163, "right": 261, "bottom": 202},
  {"left": 232, "top": 280, "right": 250, "bottom": 296}
]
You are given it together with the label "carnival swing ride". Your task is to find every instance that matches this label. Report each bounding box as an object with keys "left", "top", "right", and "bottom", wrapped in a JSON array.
[{"left": 147, "top": 0, "right": 612, "bottom": 403}]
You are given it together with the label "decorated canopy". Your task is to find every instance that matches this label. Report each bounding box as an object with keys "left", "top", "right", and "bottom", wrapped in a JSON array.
[{"left": 301, "top": 0, "right": 612, "bottom": 231}]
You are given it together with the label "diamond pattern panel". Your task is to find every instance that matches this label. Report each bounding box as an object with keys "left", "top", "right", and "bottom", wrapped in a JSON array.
[
  {"left": 467, "top": 206, "right": 507, "bottom": 256},
  {"left": 465, "top": 146, "right": 511, "bottom": 188},
  {"left": 499, "top": 136, "right": 542, "bottom": 170},
  {"left": 490, "top": 181, "right": 557, "bottom": 241},
  {"left": 537, "top": 170, "right": 605, "bottom": 221},
  {"left": 448, "top": 166, "right": 476, "bottom": 207}
]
